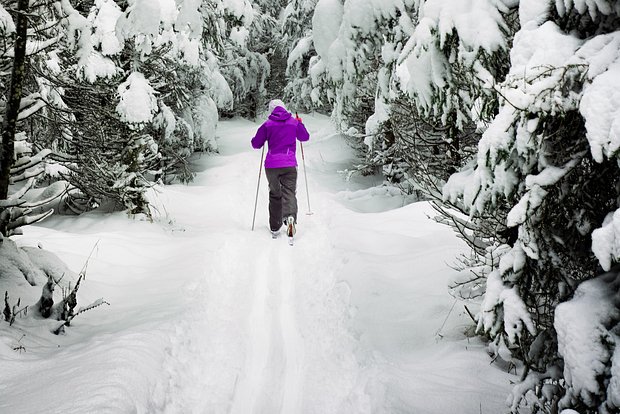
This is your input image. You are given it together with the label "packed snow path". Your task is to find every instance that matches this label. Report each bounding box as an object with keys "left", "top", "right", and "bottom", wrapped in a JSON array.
[{"left": 2, "top": 115, "right": 514, "bottom": 413}]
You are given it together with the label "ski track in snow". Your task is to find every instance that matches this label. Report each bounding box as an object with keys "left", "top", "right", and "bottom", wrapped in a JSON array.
[
  {"left": 149, "top": 117, "right": 369, "bottom": 414},
  {"left": 231, "top": 244, "right": 280, "bottom": 414},
  {"left": 279, "top": 249, "right": 305, "bottom": 414},
  {"left": 230, "top": 242, "right": 305, "bottom": 414},
  {"left": 156, "top": 221, "right": 362, "bottom": 414}
]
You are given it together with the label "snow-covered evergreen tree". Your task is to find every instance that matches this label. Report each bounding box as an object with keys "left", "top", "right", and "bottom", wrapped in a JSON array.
[
  {"left": 284, "top": 0, "right": 517, "bottom": 189},
  {"left": 390, "top": 0, "right": 517, "bottom": 191},
  {"left": 282, "top": 0, "right": 321, "bottom": 112},
  {"left": 16, "top": 0, "right": 238, "bottom": 212},
  {"left": 443, "top": 1, "right": 620, "bottom": 412},
  {"left": 216, "top": 0, "right": 273, "bottom": 119},
  {"left": 0, "top": 0, "right": 71, "bottom": 236}
]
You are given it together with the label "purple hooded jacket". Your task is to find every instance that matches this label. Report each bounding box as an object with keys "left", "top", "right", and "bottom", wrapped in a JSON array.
[{"left": 251, "top": 106, "right": 310, "bottom": 169}]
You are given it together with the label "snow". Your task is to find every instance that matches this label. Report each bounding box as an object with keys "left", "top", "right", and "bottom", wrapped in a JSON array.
[
  {"left": 222, "top": 0, "right": 255, "bottom": 24},
  {"left": 287, "top": 35, "right": 314, "bottom": 69},
  {"left": 91, "top": 0, "right": 123, "bottom": 56},
  {"left": 418, "top": 0, "right": 508, "bottom": 54},
  {"left": 364, "top": 98, "right": 390, "bottom": 151},
  {"left": 395, "top": 37, "right": 449, "bottom": 110},
  {"left": 154, "top": 103, "right": 177, "bottom": 142},
  {"left": 555, "top": 0, "right": 619, "bottom": 19},
  {"left": 116, "top": 72, "right": 159, "bottom": 125},
  {"left": 0, "top": 4, "right": 15, "bottom": 34},
  {"left": 79, "top": 52, "right": 119, "bottom": 83},
  {"left": 175, "top": 0, "right": 203, "bottom": 38},
  {"left": 477, "top": 269, "right": 537, "bottom": 341},
  {"left": 509, "top": 21, "right": 582, "bottom": 84},
  {"left": 230, "top": 26, "right": 250, "bottom": 48},
  {"left": 60, "top": 0, "right": 95, "bottom": 68},
  {"left": 117, "top": 0, "right": 163, "bottom": 42},
  {"left": 311, "top": 0, "right": 343, "bottom": 63},
  {"left": 0, "top": 115, "right": 515, "bottom": 413},
  {"left": 191, "top": 95, "right": 219, "bottom": 151},
  {"left": 499, "top": 286, "right": 536, "bottom": 343},
  {"left": 579, "top": 50, "right": 620, "bottom": 164},
  {"left": 340, "top": 0, "right": 403, "bottom": 35},
  {"left": 554, "top": 270, "right": 620, "bottom": 410},
  {"left": 592, "top": 210, "right": 620, "bottom": 272},
  {"left": 519, "top": 0, "right": 552, "bottom": 26}
]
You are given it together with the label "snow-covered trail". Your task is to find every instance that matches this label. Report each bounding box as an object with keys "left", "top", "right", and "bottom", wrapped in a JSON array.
[
  {"left": 2, "top": 114, "right": 515, "bottom": 414},
  {"left": 153, "top": 116, "right": 374, "bottom": 413}
]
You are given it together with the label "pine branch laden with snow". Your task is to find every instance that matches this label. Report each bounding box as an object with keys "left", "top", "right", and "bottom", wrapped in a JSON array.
[
  {"left": 441, "top": 1, "right": 620, "bottom": 412},
  {"left": 0, "top": 1, "right": 94, "bottom": 229},
  {"left": 395, "top": 0, "right": 517, "bottom": 130},
  {"left": 285, "top": 0, "right": 423, "bottom": 130},
  {"left": 0, "top": 131, "right": 66, "bottom": 237}
]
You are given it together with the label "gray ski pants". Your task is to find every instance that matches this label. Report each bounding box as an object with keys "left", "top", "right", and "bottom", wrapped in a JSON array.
[{"left": 265, "top": 167, "right": 298, "bottom": 231}]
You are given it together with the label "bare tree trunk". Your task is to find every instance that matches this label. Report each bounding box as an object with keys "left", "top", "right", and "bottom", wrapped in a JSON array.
[
  {"left": 0, "top": 0, "right": 29, "bottom": 202},
  {"left": 0, "top": 0, "right": 29, "bottom": 237}
]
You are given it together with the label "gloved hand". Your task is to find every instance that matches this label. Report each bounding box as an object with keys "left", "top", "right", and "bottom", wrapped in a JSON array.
[{"left": 295, "top": 113, "right": 303, "bottom": 123}]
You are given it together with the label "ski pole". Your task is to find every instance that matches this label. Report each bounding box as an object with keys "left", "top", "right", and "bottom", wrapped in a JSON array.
[
  {"left": 251, "top": 146, "right": 265, "bottom": 231},
  {"left": 295, "top": 111, "right": 313, "bottom": 216},
  {"left": 300, "top": 141, "right": 313, "bottom": 215}
]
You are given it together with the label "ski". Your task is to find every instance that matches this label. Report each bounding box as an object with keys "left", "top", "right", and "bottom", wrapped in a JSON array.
[{"left": 288, "top": 236, "right": 294, "bottom": 246}]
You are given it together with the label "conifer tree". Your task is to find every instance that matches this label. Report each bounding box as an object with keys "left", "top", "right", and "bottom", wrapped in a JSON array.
[
  {"left": 443, "top": 2, "right": 620, "bottom": 412},
  {"left": 0, "top": 0, "right": 69, "bottom": 236}
]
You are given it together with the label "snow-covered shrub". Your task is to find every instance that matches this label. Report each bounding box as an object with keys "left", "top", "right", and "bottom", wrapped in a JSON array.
[{"left": 0, "top": 236, "right": 107, "bottom": 335}]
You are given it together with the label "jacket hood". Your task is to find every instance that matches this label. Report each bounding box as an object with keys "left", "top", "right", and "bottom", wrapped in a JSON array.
[{"left": 269, "top": 106, "right": 292, "bottom": 121}]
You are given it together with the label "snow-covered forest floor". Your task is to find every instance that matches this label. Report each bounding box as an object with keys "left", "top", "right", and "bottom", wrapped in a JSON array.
[{"left": 1, "top": 114, "right": 517, "bottom": 413}]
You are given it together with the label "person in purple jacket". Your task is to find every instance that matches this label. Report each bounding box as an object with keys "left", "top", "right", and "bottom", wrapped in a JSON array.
[{"left": 251, "top": 99, "right": 310, "bottom": 238}]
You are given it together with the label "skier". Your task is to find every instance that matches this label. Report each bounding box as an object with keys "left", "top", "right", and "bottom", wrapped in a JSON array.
[{"left": 251, "top": 99, "right": 310, "bottom": 241}]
